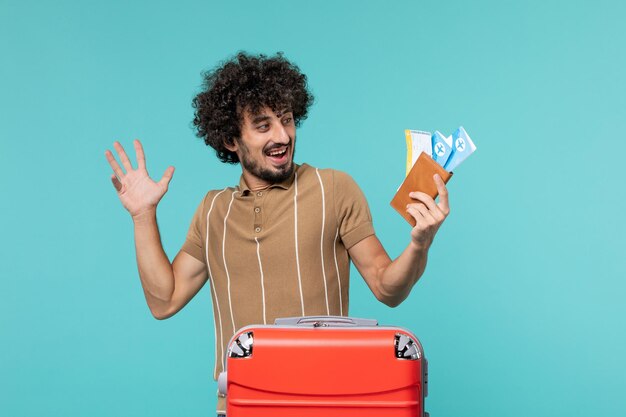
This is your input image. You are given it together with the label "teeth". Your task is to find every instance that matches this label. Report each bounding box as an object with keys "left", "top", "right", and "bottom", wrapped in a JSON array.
[{"left": 268, "top": 148, "right": 286, "bottom": 156}]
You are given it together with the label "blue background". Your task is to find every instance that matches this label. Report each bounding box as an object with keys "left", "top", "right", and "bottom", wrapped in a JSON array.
[{"left": 1, "top": 1, "right": 625, "bottom": 416}]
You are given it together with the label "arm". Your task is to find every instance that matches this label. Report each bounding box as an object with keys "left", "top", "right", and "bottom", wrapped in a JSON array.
[
  {"left": 105, "top": 140, "right": 207, "bottom": 319},
  {"left": 348, "top": 174, "right": 450, "bottom": 307},
  {"left": 132, "top": 210, "right": 208, "bottom": 319}
]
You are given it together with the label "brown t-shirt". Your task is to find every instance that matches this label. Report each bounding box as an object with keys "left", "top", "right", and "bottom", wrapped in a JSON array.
[{"left": 181, "top": 163, "right": 374, "bottom": 413}]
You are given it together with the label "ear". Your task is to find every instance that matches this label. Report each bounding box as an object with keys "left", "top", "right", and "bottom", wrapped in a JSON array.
[{"left": 224, "top": 138, "right": 238, "bottom": 153}]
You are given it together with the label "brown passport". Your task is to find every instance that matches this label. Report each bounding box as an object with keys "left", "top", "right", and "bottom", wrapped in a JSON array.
[{"left": 390, "top": 152, "right": 453, "bottom": 227}]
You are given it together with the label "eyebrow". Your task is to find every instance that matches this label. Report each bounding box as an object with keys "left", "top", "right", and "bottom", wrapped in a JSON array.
[
  {"left": 251, "top": 109, "right": 292, "bottom": 125},
  {"left": 251, "top": 115, "right": 271, "bottom": 125}
]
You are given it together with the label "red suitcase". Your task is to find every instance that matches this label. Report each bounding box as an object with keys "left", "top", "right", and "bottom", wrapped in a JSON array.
[{"left": 218, "top": 316, "right": 429, "bottom": 417}]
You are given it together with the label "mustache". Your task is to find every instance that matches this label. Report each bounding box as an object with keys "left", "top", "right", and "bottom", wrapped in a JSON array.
[{"left": 263, "top": 137, "right": 293, "bottom": 153}]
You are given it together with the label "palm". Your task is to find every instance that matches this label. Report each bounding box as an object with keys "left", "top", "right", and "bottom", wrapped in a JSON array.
[
  {"left": 117, "top": 169, "right": 167, "bottom": 214},
  {"left": 105, "top": 140, "right": 174, "bottom": 217}
]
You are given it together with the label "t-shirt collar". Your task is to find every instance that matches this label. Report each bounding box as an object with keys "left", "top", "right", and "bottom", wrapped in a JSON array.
[{"left": 237, "top": 164, "right": 299, "bottom": 195}]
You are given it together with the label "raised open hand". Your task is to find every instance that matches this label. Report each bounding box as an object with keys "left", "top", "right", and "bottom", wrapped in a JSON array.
[{"left": 105, "top": 140, "right": 174, "bottom": 219}]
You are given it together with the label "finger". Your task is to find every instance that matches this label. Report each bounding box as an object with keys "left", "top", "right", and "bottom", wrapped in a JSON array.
[
  {"left": 158, "top": 166, "right": 175, "bottom": 188},
  {"left": 409, "top": 191, "right": 440, "bottom": 213},
  {"left": 105, "top": 149, "right": 125, "bottom": 178},
  {"left": 110, "top": 174, "right": 123, "bottom": 192},
  {"left": 134, "top": 139, "right": 146, "bottom": 171},
  {"left": 433, "top": 174, "right": 450, "bottom": 215},
  {"left": 114, "top": 141, "right": 134, "bottom": 171},
  {"left": 406, "top": 206, "right": 426, "bottom": 227},
  {"left": 409, "top": 203, "right": 437, "bottom": 224},
  {"left": 408, "top": 198, "right": 445, "bottom": 222}
]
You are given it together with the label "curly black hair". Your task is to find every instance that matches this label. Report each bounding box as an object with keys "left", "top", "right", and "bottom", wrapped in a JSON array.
[{"left": 192, "top": 52, "right": 314, "bottom": 164}]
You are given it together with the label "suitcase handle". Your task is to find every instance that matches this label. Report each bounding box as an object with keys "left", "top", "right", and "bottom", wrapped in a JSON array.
[{"left": 274, "top": 316, "right": 378, "bottom": 327}]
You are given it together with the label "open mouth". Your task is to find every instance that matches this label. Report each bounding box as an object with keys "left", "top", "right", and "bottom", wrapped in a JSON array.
[{"left": 265, "top": 145, "right": 289, "bottom": 165}]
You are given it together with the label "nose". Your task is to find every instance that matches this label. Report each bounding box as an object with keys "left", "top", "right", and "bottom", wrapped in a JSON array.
[{"left": 274, "top": 120, "right": 290, "bottom": 144}]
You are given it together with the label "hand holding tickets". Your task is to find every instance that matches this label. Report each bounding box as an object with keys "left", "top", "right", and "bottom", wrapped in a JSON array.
[{"left": 392, "top": 126, "right": 476, "bottom": 226}]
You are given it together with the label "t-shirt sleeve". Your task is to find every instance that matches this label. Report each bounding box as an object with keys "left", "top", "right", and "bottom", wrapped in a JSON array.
[
  {"left": 180, "top": 195, "right": 207, "bottom": 263},
  {"left": 333, "top": 170, "right": 375, "bottom": 249}
]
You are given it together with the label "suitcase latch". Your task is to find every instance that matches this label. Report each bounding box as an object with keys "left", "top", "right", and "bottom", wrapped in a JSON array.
[
  {"left": 394, "top": 333, "right": 422, "bottom": 360},
  {"left": 228, "top": 331, "right": 254, "bottom": 358}
]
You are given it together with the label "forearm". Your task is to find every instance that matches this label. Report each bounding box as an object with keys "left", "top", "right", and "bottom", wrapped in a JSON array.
[
  {"left": 377, "top": 242, "right": 429, "bottom": 307},
  {"left": 350, "top": 176, "right": 449, "bottom": 308},
  {"left": 132, "top": 209, "right": 175, "bottom": 312}
]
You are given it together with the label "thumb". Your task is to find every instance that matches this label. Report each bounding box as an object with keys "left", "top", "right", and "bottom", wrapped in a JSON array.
[{"left": 158, "top": 166, "right": 175, "bottom": 188}]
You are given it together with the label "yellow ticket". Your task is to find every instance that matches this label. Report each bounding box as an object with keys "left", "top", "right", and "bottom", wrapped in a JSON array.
[{"left": 404, "top": 129, "right": 433, "bottom": 176}]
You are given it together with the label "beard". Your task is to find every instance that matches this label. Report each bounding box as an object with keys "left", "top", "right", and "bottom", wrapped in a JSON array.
[{"left": 238, "top": 137, "right": 296, "bottom": 184}]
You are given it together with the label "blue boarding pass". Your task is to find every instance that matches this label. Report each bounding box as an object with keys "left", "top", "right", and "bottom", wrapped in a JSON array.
[
  {"left": 431, "top": 131, "right": 453, "bottom": 167},
  {"left": 405, "top": 126, "right": 476, "bottom": 173},
  {"left": 443, "top": 126, "right": 477, "bottom": 171}
]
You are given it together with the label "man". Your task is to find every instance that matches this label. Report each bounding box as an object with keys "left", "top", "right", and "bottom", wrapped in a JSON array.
[{"left": 105, "top": 52, "right": 449, "bottom": 415}]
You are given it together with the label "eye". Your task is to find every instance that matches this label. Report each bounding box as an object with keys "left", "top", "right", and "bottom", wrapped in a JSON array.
[
  {"left": 257, "top": 123, "right": 270, "bottom": 131},
  {"left": 282, "top": 116, "right": 293, "bottom": 125}
]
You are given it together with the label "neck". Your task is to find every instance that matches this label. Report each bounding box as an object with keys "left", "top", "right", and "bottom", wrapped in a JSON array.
[{"left": 242, "top": 170, "right": 273, "bottom": 191}]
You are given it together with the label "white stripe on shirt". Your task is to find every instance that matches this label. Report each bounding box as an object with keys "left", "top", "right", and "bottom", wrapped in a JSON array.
[
  {"left": 254, "top": 237, "right": 267, "bottom": 325},
  {"left": 293, "top": 172, "right": 305, "bottom": 316},
  {"left": 333, "top": 227, "right": 343, "bottom": 316},
  {"left": 222, "top": 190, "right": 238, "bottom": 336},
  {"left": 315, "top": 168, "right": 330, "bottom": 315},
  {"left": 205, "top": 188, "right": 227, "bottom": 373}
]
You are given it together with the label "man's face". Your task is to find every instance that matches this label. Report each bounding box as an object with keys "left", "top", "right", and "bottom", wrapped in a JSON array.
[{"left": 228, "top": 106, "right": 296, "bottom": 187}]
